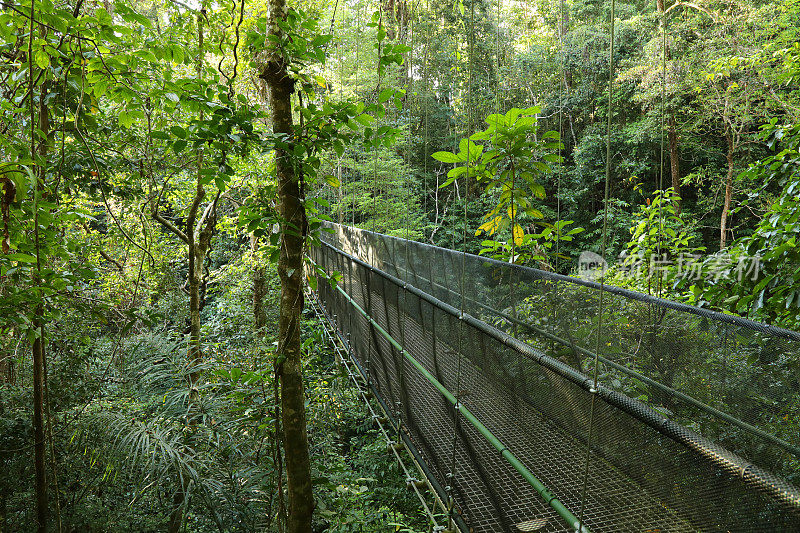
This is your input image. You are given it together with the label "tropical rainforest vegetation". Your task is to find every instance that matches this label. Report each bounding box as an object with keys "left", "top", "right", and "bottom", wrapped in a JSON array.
[{"left": 0, "top": 0, "right": 798, "bottom": 530}]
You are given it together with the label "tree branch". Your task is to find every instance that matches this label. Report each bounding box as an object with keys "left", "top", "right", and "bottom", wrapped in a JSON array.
[
  {"left": 79, "top": 221, "right": 126, "bottom": 273},
  {"left": 152, "top": 211, "right": 189, "bottom": 244}
]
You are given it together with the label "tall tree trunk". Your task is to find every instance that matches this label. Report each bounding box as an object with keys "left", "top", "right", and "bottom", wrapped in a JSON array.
[
  {"left": 32, "top": 321, "right": 47, "bottom": 533},
  {"left": 31, "top": 30, "right": 49, "bottom": 529},
  {"left": 657, "top": 0, "right": 681, "bottom": 213},
  {"left": 166, "top": 15, "right": 211, "bottom": 533},
  {"left": 262, "top": 0, "right": 314, "bottom": 530},
  {"left": 186, "top": 189, "right": 205, "bottom": 386},
  {"left": 187, "top": 12, "right": 206, "bottom": 388},
  {"left": 668, "top": 116, "right": 681, "bottom": 212},
  {"left": 720, "top": 131, "right": 734, "bottom": 250}
]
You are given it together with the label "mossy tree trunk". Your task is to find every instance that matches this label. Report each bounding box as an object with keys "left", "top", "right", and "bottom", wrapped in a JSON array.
[
  {"left": 31, "top": 12, "right": 49, "bottom": 528},
  {"left": 261, "top": 0, "right": 314, "bottom": 530}
]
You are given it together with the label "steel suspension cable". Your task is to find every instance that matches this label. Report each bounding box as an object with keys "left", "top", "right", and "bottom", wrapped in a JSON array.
[
  {"left": 404, "top": 0, "right": 414, "bottom": 265},
  {"left": 331, "top": 11, "right": 343, "bottom": 225},
  {"left": 555, "top": 0, "right": 565, "bottom": 272},
  {"left": 373, "top": 4, "right": 381, "bottom": 233},
  {"left": 397, "top": 0, "right": 413, "bottom": 494},
  {"left": 422, "top": 0, "right": 430, "bottom": 242},
  {"left": 353, "top": 1, "right": 362, "bottom": 227},
  {"left": 656, "top": 0, "right": 667, "bottom": 297},
  {"left": 446, "top": 0, "right": 475, "bottom": 526},
  {"left": 549, "top": 0, "right": 567, "bottom": 381},
  {"left": 577, "top": 0, "right": 616, "bottom": 528}
]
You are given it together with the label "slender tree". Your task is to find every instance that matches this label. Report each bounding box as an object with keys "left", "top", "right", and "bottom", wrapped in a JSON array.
[
  {"left": 261, "top": 0, "right": 314, "bottom": 531},
  {"left": 656, "top": 0, "right": 682, "bottom": 211},
  {"left": 251, "top": 234, "right": 267, "bottom": 330},
  {"left": 149, "top": 10, "right": 219, "bottom": 392},
  {"left": 28, "top": 0, "right": 47, "bottom": 528}
]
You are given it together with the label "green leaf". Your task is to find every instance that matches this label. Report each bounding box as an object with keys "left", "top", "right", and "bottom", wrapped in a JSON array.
[
  {"left": 332, "top": 139, "right": 344, "bottom": 157},
  {"left": 34, "top": 50, "right": 50, "bottom": 69},
  {"left": 355, "top": 113, "right": 374, "bottom": 126},
  {"left": 172, "top": 139, "right": 187, "bottom": 153},
  {"left": 170, "top": 45, "right": 184, "bottom": 64},
  {"left": 431, "top": 151, "right": 460, "bottom": 163},
  {"left": 447, "top": 166, "right": 468, "bottom": 178},
  {"left": 378, "top": 88, "right": 394, "bottom": 103},
  {"left": 439, "top": 176, "right": 456, "bottom": 188},
  {"left": 118, "top": 110, "right": 133, "bottom": 128},
  {"left": 5, "top": 253, "right": 37, "bottom": 263},
  {"left": 3, "top": 170, "right": 29, "bottom": 202}
]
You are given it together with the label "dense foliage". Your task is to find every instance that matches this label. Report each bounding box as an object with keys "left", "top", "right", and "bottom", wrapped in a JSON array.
[{"left": 1, "top": 0, "right": 799, "bottom": 530}]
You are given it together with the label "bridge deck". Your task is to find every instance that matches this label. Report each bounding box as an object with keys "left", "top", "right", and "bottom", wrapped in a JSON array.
[
  {"left": 325, "top": 256, "right": 692, "bottom": 531},
  {"left": 314, "top": 223, "right": 800, "bottom": 532},
  {"left": 382, "top": 294, "right": 691, "bottom": 532}
]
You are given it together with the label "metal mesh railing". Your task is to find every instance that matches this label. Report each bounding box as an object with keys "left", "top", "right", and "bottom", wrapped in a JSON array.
[{"left": 313, "top": 223, "right": 800, "bottom": 532}]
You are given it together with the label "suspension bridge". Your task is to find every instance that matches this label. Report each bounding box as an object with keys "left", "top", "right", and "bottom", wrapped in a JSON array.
[{"left": 309, "top": 222, "right": 800, "bottom": 533}]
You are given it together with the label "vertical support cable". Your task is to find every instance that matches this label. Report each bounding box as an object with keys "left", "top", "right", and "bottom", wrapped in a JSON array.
[
  {"left": 551, "top": 0, "right": 567, "bottom": 360},
  {"left": 422, "top": 0, "right": 431, "bottom": 243},
  {"left": 555, "top": 0, "right": 565, "bottom": 274},
  {"left": 337, "top": 17, "right": 344, "bottom": 226},
  {"left": 447, "top": 0, "right": 477, "bottom": 526},
  {"left": 577, "top": 0, "right": 615, "bottom": 528},
  {"left": 372, "top": 4, "right": 384, "bottom": 234},
  {"left": 353, "top": 2, "right": 362, "bottom": 227},
  {"left": 656, "top": 0, "right": 667, "bottom": 297}
]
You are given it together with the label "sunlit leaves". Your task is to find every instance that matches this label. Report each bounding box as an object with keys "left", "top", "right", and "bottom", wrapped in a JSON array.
[
  {"left": 431, "top": 151, "right": 460, "bottom": 164},
  {"left": 476, "top": 216, "right": 503, "bottom": 236},
  {"left": 118, "top": 109, "right": 144, "bottom": 129},
  {"left": 512, "top": 224, "right": 525, "bottom": 246},
  {"left": 434, "top": 108, "right": 570, "bottom": 264},
  {"left": 34, "top": 49, "right": 50, "bottom": 69}
]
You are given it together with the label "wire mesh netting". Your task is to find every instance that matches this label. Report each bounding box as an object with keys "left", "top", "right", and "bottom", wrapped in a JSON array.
[{"left": 313, "top": 222, "right": 800, "bottom": 532}]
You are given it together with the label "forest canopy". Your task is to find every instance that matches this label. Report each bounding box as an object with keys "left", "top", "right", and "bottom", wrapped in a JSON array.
[{"left": 1, "top": 0, "right": 799, "bottom": 530}]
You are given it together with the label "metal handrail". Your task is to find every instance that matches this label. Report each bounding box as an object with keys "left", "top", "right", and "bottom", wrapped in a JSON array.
[{"left": 321, "top": 267, "right": 590, "bottom": 533}]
